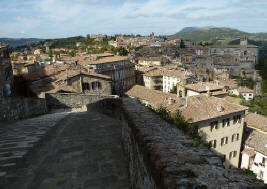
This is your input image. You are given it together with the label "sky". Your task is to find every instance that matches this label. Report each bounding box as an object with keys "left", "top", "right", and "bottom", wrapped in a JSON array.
[{"left": 0, "top": 0, "right": 267, "bottom": 39}]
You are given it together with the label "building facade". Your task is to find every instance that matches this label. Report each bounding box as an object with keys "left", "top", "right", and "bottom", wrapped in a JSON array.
[
  {"left": 209, "top": 38, "right": 259, "bottom": 69},
  {"left": 78, "top": 54, "right": 136, "bottom": 94},
  {"left": 241, "top": 113, "right": 267, "bottom": 183}
]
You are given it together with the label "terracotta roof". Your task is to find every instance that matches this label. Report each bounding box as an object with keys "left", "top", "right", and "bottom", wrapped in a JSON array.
[
  {"left": 126, "top": 85, "right": 247, "bottom": 123},
  {"left": 245, "top": 130, "right": 267, "bottom": 155},
  {"left": 218, "top": 80, "right": 238, "bottom": 90},
  {"left": 180, "top": 95, "right": 248, "bottom": 123},
  {"left": 245, "top": 113, "right": 267, "bottom": 132},
  {"left": 242, "top": 148, "right": 256, "bottom": 157},
  {"left": 163, "top": 69, "right": 188, "bottom": 79},
  {"left": 238, "top": 87, "right": 254, "bottom": 93},
  {"left": 211, "top": 90, "right": 228, "bottom": 96},
  {"left": 211, "top": 45, "right": 258, "bottom": 48},
  {"left": 126, "top": 85, "right": 183, "bottom": 110},
  {"left": 185, "top": 82, "right": 224, "bottom": 92},
  {"left": 23, "top": 64, "right": 70, "bottom": 81},
  {"left": 224, "top": 96, "right": 242, "bottom": 105},
  {"left": 76, "top": 55, "right": 129, "bottom": 65},
  {"left": 144, "top": 69, "right": 163, "bottom": 77}
]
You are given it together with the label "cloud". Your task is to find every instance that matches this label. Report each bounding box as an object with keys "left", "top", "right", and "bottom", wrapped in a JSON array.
[{"left": 0, "top": 0, "right": 267, "bottom": 38}]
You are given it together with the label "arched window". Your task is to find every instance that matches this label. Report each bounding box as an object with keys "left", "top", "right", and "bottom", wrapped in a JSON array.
[{"left": 91, "top": 81, "right": 102, "bottom": 90}]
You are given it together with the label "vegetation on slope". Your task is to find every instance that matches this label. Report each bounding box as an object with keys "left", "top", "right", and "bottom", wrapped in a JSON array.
[{"left": 0, "top": 38, "right": 45, "bottom": 47}]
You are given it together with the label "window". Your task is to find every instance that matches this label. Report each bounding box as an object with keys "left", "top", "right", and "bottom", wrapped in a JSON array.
[
  {"left": 221, "top": 137, "right": 228, "bottom": 146},
  {"left": 92, "top": 81, "right": 102, "bottom": 90},
  {"left": 229, "top": 151, "right": 237, "bottom": 160},
  {"left": 209, "top": 140, "right": 217, "bottom": 148},
  {"left": 82, "top": 83, "right": 90, "bottom": 90},
  {"left": 210, "top": 121, "right": 218, "bottom": 131},
  {"left": 232, "top": 133, "right": 239, "bottom": 142},
  {"left": 179, "top": 90, "right": 182, "bottom": 97},
  {"left": 233, "top": 115, "right": 241, "bottom": 124},
  {"left": 222, "top": 118, "right": 230, "bottom": 127},
  {"left": 259, "top": 171, "right": 264, "bottom": 179}
]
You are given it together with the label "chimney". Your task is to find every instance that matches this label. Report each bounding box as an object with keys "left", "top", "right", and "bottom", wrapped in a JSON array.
[
  {"left": 168, "top": 98, "right": 175, "bottom": 105},
  {"left": 217, "top": 105, "right": 224, "bottom": 112}
]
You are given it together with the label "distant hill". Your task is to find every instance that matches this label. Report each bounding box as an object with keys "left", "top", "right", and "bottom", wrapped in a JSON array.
[
  {"left": 170, "top": 27, "right": 267, "bottom": 45},
  {"left": 178, "top": 26, "right": 215, "bottom": 33},
  {"left": 0, "top": 38, "right": 45, "bottom": 47}
]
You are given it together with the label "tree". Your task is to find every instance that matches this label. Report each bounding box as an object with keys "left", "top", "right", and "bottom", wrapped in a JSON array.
[
  {"left": 117, "top": 47, "right": 128, "bottom": 56},
  {"left": 170, "top": 86, "right": 177, "bottom": 94},
  {"left": 180, "top": 40, "right": 186, "bottom": 48}
]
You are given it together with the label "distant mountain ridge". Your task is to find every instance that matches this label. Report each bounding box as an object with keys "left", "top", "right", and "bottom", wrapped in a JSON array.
[
  {"left": 0, "top": 38, "right": 45, "bottom": 47},
  {"left": 170, "top": 27, "right": 267, "bottom": 43}
]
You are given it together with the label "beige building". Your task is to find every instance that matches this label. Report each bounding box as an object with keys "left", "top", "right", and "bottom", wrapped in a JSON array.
[
  {"left": 138, "top": 56, "right": 169, "bottom": 67},
  {"left": 143, "top": 69, "right": 163, "bottom": 91},
  {"left": 180, "top": 95, "right": 247, "bottom": 168},
  {"left": 0, "top": 43, "right": 13, "bottom": 97},
  {"left": 241, "top": 113, "right": 267, "bottom": 183},
  {"left": 126, "top": 85, "right": 247, "bottom": 168}
]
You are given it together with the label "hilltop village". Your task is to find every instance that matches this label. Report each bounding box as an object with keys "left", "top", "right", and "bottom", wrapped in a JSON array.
[{"left": 1, "top": 33, "right": 267, "bottom": 185}]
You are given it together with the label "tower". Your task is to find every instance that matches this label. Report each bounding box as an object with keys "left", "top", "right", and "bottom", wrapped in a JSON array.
[{"left": 240, "top": 36, "right": 248, "bottom": 46}]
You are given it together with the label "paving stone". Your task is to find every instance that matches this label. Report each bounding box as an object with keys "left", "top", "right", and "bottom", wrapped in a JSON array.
[{"left": 0, "top": 111, "right": 128, "bottom": 189}]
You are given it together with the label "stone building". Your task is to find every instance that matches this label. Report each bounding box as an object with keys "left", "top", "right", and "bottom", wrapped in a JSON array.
[
  {"left": 64, "top": 71, "right": 112, "bottom": 95},
  {"left": 138, "top": 56, "right": 170, "bottom": 67},
  {"left": 209, "top": 38, "right": 259, "bottom": 69},
  {"left": 77, "top": 53, "right": 135, "bottom": 94},
  {"left": 143, "top": 68, "right": 163, "bottom": 91},
  {"left": 126, "top": 85, "right": 247, "bottom": 168},
  {"left": 0, "top": 43, "right": 13, "bottom": 97}
]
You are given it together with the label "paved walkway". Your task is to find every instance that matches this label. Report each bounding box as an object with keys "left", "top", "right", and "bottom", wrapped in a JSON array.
[{"left": 0, "top": 111, "right": 128, "bottom": 189}]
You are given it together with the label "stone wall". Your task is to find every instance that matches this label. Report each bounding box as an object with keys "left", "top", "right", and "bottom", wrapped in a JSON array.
[
  {"left": 88, "top": 97, "right": 264, "bottom": 188},
  {"left": 45, "top": 93, "right": 119, "bottom": 109},
  {"left": 0, "top": 97, "right": 47, "bottom": 121}
]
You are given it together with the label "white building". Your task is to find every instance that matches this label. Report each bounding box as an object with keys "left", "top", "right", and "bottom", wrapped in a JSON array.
[
  {"left": 241, "top": 113, "right": 267, "bottom": 183},
  {"left": 163, "top": 68, "right": 189, "bottom": 93},
  {"left": 232, "top": 87, "right": 254, "bottom": 101}
]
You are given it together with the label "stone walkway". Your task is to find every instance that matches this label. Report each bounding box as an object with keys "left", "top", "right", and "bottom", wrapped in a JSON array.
[{"left": 0, "top": 111, "right": 128, "bottom": 189}]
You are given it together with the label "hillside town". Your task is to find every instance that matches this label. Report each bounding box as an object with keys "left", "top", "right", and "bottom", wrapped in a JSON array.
[{"left": 1, "top": 32, "right": 267, "bottom": 187}]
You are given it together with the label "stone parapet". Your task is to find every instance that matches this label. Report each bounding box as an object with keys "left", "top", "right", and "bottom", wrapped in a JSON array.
[
  {"left": 0, "top": 97, "right": 47, "bottom": 121},
  {"left": 121, "top": 97, "right": 264, "bottom": 188}
]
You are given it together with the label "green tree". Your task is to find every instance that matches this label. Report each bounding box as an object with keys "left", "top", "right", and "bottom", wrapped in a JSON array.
[
  {"left": 117, "top": 47, "right": 128, "bottom": 56},
  {"left": 170, "top": 86, "right": 177, "bottom": 94}
]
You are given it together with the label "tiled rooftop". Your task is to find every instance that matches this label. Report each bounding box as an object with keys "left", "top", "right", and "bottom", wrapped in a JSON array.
[
  {"left": 185, "top": 82, "right": 225, "bottom": 92},
  {"left": 245, "top": 112, "right": 267, "bottom": 132},
  {"left": 245, "top": 130, "right": 267, "bottom": 155}
]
